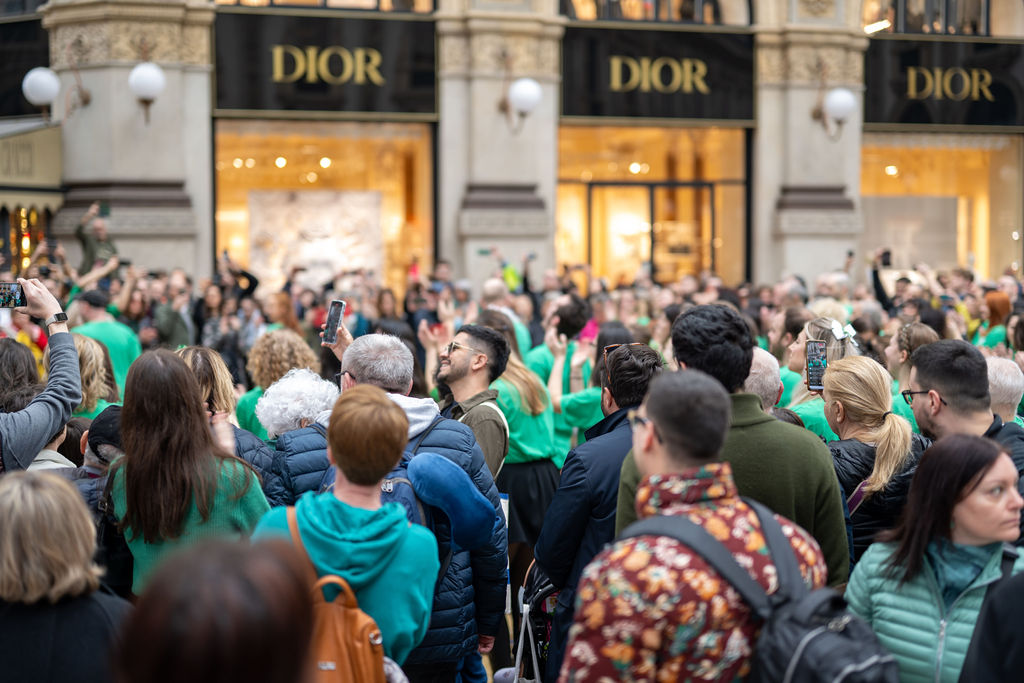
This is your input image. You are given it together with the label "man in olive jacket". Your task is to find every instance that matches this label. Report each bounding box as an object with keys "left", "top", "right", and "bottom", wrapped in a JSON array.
[{"left": 615, "top": 304, "right": 850, "bottom": 586}]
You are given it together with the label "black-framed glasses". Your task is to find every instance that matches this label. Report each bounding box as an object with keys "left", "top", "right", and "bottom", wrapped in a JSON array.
[
  {"left": 603, "top": 342, "right": 647, "bottom": 382},
  {"left": 627, "top": 408, "right": 662, "bottom": 442},
  {"left": 334, "top": 369, "right": 356, "bottom": 386},
  {"left": 901, "top": 389, "right": 948, "bottom": 406},
  {"left": 443, "top": 340, "right": 487, "bottom": 357}
]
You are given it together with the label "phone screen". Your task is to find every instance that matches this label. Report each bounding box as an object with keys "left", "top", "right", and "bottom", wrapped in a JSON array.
[
  {"left": 322, "top": 300, "right": 346, "bottom": 345},
  {"left": 806, "top": 340, "right": 828, "bottom": 392},
  {"left": 0, "top": 283, "right": 27, "bottom": 308}
]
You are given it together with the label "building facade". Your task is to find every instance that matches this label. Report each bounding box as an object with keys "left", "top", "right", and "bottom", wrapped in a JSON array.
[{"left": 1, "top": 0, "right": 1023, "bottom": 294}]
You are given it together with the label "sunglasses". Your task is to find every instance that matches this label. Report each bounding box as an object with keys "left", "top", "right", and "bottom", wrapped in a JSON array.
[
  {"left": 443, "top": 340, "right": 487, "bottom": 357},
  {"left": 603, "top": 342, "right": 647, "bottom": 382}
]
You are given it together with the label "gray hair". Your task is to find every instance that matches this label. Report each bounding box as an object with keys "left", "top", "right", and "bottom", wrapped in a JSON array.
[
  {"left": 256, "top": 368, "right": 339, "bottom": 438},
  {"left": 342, "top": 333, "right": 414, "bottom": 394},
  {"left": 986, "top": 357, "right": 1024, "bottom": 411},
  {"left": 743, "top": 347, "right": 782, "bottom": 412}
]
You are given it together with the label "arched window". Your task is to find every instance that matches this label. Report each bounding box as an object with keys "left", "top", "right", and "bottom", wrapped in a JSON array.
[
  {"left": 563, "top": 0, "right": 750, "bottom": 24},
  {"left": 863, "top": 0, "right": 989, "bottom": 36}
]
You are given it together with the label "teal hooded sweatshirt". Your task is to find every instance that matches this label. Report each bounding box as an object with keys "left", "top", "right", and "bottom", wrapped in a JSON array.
[{"left": 253, "top": 491, "right": 439, "bottom": 664}]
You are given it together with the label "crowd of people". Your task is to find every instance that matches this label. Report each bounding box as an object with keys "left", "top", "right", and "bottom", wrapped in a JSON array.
[{"left": 3, "top": 204, "right": 1024, "bottom": 682}]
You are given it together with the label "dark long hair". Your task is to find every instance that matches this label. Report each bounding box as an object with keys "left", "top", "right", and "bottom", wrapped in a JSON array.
[
  {"left": 879, "top": 434, "right": 1006, "bottom": 584},
  {"left": 113, "top": 350, "right": 254, "bottom": 543},
  {"left": 0, "top": 338, "right": 38, "bottom": 391}
]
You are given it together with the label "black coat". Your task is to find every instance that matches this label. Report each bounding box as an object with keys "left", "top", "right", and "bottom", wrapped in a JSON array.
[
  {"left": 960, "top": 568, "right": 1024, "bottom": 681},
  {"left": 533, "top": 408, "right": 634, "bottom": 682},
  {"left": 0, "top": 589, "right": 131, "bottom": 683},
  {"left": 830, "top": 433, "right": 931, "bottom": 562}
]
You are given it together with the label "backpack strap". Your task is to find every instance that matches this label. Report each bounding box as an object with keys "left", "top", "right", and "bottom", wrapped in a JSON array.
[
  {"left": 410, "top": 414, "right": 445, "bottom": 454},
  {"left": 741, "top": 498, "right": 808, "bottom": 603},
  {"left": 620, "top": 514, "right": 772, "bottom": 620},
  {"left": 458, "top": 401, "right": 510, "bottom": 434},
  {"left": 287, "top": 506, "right": 319, "bottom": 586}
]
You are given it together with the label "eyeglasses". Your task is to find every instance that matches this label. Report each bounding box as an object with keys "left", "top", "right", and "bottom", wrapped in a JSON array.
[
  {"left": 628, "top": 408, "right": 662, "bottom": 442},
  {"left": 443, "top": 340, "right": 487, "bottom": 358},
  {"left": 333, "top": 370, "right": 403, "bottom": 394},
  {"left": 603, "top": 343, "right": 648, "bottom": 382},
  {"left": 901, "top": 389, "right": 948, "bottom": 406}
]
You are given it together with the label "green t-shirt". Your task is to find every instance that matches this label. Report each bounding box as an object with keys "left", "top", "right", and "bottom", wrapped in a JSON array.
[
  {"left": 524, "top": 343, "right": 593, "bottom": 457},
  {"left": 73, "top": 319, "right": 142, "bottom": 397},
  {"left": 236, "top": 386, "right": 268, "bottom": 441},
  {"left": 112, "top": 458, "right": 269, "bottom": 593},
  {"left": 513, "top": 319, "right": 534, "bottom": 357},
  {"left": 560, "top": 386, "right": 605, "bottom": 440},
  {"left": 779, "top": 366, "right": 802, "bottom": 408},
  {"left": 973, "top": 323, "right": 1007, "bottom": 349},
  {"left": 74, "top": 398, "right": 116, "bottom": 420},
  {"left": 492, "top": 377, "right": 561, "bottom": 467},
  {"left": 791, "top": 396, "right": 839, "bottom": 442}
]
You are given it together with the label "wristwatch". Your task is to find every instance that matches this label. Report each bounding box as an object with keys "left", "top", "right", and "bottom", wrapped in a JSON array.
[{"left": 44, "top": 312, "right": 68, "bottom": 329}]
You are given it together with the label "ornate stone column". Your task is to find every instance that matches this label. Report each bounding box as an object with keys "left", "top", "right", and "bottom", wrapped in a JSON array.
[
  {"left": 436, "top": 0, "right": 564, "bottom": 289},
  {"left": 752, "top": 0, "right": 867, "bottom": 283},
  {"left": 42, "top": 0, "right": 214, "bottom": 278}
]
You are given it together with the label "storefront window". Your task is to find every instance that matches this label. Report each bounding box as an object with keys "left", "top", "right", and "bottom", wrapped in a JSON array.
[
  {"left": 563, "top": 0, "right": 749, "bottom": 24},
  {"left": 0, "top": 0, "right": 45, "bottom": 17},
  {"left": 861, "top": 133, "right": 1023, "bottom": 278},
  {"left": 215, "top": 120, "right": 433, "bottom": 297},
  {"left": 863, "top": 0, "right": 988, "bottom": 35},
  {"left": 2, "top": 205, "right": 47, "bottom": 274},
  {"left": 214, "top": 0, "right": 434, "bottom": 12},
  {"left": 557, "top": 126, "right": 746, "bottom": 286}
]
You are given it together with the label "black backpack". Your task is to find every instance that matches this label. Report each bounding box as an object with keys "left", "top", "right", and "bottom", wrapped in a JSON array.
[{"left": 621, "top": 498, "right": 899, "bottom": 683}]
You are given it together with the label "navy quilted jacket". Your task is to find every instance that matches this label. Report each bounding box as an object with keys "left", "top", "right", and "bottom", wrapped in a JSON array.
[
  {"left": 233, "top": 425, "right": 289, "bottom": 508},
  {"left": 273, "top": 424, "right": 330, "bottom": 506}
]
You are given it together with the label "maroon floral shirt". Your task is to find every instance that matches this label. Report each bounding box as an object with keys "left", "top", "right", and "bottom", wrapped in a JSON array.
[{"left": 559, "top": 462, "right": 827, "bottom": 682}]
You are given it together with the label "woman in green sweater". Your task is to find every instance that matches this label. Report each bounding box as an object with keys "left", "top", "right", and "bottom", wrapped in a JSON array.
[
  {"left": 110, "top": 350, "right": 269, "bottom": 594},
  {"left": 846, "top": 435, "right": 1024, "bottom": 683},
  {"left": 972, "top": 290, "right": 1011, "bottom": 350}
]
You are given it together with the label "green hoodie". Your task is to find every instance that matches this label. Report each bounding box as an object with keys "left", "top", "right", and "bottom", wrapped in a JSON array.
[{"left": 253, "top": 492, "right": 439, "bottom": 664}]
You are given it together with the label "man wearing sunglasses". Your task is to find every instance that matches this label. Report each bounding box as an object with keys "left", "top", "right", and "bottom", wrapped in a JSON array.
[{"left": 437, "top": 326, "right": 512, "bottom": 478}]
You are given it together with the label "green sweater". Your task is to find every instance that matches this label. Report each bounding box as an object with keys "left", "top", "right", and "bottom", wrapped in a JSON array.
[
  {"left": 779, "top": 366, "right": 802, "bottom": 408},
  {"left": 617, "top": 393, "right": 849, "bottom": 586},
  {"left": 112, "top": 458, "right": 269, "bottom": 593},
  {"left": 973, "top": 322, "right": 1007, "bottom": 349},
  {"left": 73, "top": 398, "right": 116, "bottom": 420},
  {"left": 847, "top": 542, "right": 1024, "bottom": 683},
  {"left": 236, "top": 386, "right": 268, "bottom": 441}
]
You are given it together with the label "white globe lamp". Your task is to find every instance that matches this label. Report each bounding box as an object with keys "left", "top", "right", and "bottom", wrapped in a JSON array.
[
  {"left": 507, "top": 78, "right": 543, "bottom": 116},
  {"left": 823, "top": 87, "right": 858, "bottom": 125},
  {"left": 128, "top": 62, "right": 166, "bottom": 124},
  {"left": 22, "top": 67, "right": 60, "bottom": 109}
]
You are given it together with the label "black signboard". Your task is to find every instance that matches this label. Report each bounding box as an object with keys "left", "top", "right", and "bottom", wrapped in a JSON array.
[
  {"left": 865, "top": 37, "right": 1024, "bottom": 129},
  {"left": 0, "top": 19, "right": 49, "bottom": 118},
  {"left": 215, "top": 10, "right": 436, "bottom": 117},
  {"left": 562, "top": 26, "right": 754, "bottom": 122}
]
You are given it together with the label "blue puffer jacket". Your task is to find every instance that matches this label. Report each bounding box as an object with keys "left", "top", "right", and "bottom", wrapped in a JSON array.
[
  {"left": 233, "top": 425, "right": 289, "bottom": 508},
  {"left": 320, "top": 394, "right": 509, "bottom": 664},
  {"left": 274, "top": 423, "right": 330, "bottom": 506}
]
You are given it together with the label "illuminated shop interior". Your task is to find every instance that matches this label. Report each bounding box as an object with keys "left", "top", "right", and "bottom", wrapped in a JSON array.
[
  {"left": 214, "top": 0, "right": 434, "bottom": 13},
  {"left": 861, "top": 133, "right": 1023, "bottom": 278},
  {"left": 1, "top": 206, "right": 48, "bottom": 275},
  {"left": 557, "top": 126, "right": 747, "bottom": 286},
  {"left": 215, "top": 120, "right": 433, "bottom": 296}
]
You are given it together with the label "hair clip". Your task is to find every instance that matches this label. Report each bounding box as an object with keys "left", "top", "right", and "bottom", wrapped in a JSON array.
[{"left": 830, "top": 320, "right": 846, "bottom": 340}]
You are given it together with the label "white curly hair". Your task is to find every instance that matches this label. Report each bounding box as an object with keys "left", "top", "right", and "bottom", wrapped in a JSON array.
[{"left": 255, "top": 368, "right": 339, "bottom": 438}]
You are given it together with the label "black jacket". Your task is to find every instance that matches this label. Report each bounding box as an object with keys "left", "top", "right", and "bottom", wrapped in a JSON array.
[
  {"left": 984, "top": 416, "right": 1024, "bottom": 542},
  {"left": 959, "top": 568, "right": 1024, "bottom": 681},
  {"left": 830, "top": 433, "right": 931, "bottom": 562},
  {"left": 533, "top": 408, "right": 634, "bottom": 682},
  {"left": 0, "top": 589, "right": 131, "bottom": 683},
  {"left": 232, "top": 425, "right": 288, "bottom": 508}
]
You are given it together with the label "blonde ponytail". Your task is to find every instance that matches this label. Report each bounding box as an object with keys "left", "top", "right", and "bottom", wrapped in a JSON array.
[{"left": 823, "top": 356, "right": 913, "bottom": 496}]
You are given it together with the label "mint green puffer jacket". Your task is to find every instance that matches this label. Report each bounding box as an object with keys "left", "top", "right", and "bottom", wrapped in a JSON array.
[{"left": 846, "top": 541, "right": 1024, "bottom": 683}]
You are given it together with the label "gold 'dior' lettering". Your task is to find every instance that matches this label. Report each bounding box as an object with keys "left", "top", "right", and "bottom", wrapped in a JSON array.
[
  {"left": 610, "top": 56, "right": 711, "bottom": 94},
  {"left": 270, "top": 45, "right": 387, "bottom": 86},
  {"left": 906, "top": 66, "right": 994, "bottom": 102}
]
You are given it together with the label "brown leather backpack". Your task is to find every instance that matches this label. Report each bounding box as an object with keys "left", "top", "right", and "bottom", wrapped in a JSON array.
[{"left": 287, "top": 507, "right": 386, "bottom": 683}]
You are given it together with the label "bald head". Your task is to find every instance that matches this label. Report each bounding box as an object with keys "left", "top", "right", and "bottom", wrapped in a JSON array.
[
  {"left": 743, "top": 346, "right": 782, "bottom": 413},
  {"left": 481, "top": 278, "right": 509, "bottom": 306}
]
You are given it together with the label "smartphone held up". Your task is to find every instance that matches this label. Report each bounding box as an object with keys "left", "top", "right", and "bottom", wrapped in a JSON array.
[
  {"left": 0, "top": 283, "right": 27, "bottom": 308},
  {"left": 806, "top": 339, "right": 827, "bottom": 392},
  {"left": 322, "top": 300, "right": 347, "bottom": 345}
]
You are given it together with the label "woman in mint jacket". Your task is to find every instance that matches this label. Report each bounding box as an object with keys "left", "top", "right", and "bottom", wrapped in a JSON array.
[{"left": 846, "top": 434, "right": 1024, "bottom": 683}]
